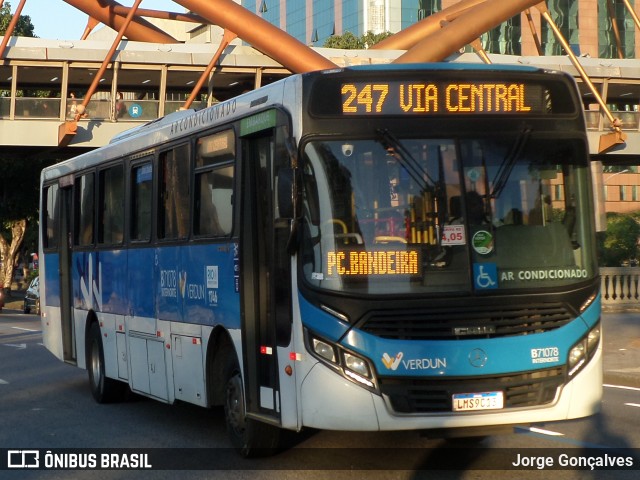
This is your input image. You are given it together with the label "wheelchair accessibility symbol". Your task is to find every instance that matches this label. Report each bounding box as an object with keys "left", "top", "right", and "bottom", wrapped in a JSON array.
[{"left": 473, "top": 263, "right": 498, "bottom": 290}]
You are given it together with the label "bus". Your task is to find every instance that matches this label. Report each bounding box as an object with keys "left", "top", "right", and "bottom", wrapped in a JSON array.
[{"left": 40, "top": 63, "right": 601, "bottom": 456}]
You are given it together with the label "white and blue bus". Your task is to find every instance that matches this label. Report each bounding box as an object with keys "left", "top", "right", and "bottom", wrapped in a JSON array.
[{"left": 40, "top": 63, "right": 601, "bottom": 456}]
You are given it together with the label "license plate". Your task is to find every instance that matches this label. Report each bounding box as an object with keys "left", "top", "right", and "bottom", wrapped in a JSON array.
[{"left": 452, "top": 391, "right": 504, "bottom": 412}]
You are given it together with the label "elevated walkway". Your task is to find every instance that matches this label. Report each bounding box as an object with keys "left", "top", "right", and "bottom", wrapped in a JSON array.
[{"left": 2, "top": 37, "right": 640, "bottom": 160}]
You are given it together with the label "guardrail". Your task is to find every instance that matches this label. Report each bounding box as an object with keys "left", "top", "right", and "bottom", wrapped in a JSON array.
[
  {"left": 585, "top": 111, "right": 640, "bottom": 131},
  {"left": 600, "top": 267, "right": 640, "bottom": 309}
]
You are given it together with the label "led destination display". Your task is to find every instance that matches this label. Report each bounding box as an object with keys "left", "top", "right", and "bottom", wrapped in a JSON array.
[
  {"left": 341, "top": 81, "right": 546, "bottom": 115},
  {"left": 326, "top": 248, "right": 421, "bottom": 277}
]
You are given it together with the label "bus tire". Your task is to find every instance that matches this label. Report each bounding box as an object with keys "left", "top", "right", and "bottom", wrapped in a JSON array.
[
  {"left": 87, "top": 322, "right": 127, "bottom": 403},
  {"left": 223, "top": 355, "right": 281, "bottom": 457}
]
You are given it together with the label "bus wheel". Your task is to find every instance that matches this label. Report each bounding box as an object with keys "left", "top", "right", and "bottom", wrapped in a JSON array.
[
  {"left": 87, "top": 322, "right": 126, "bottom": 403},
  {"left": 223, "top": 357, "right": 281, "bottom": 457}
]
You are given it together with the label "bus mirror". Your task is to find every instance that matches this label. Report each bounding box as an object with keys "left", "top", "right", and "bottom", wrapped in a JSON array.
[{"left": 276, "top": 167, "right": 294, "bottom": 220}]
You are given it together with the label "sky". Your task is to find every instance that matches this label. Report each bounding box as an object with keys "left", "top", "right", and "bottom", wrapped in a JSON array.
[{"left": 19, "top": 0, "right": 184, "bottom": 41}]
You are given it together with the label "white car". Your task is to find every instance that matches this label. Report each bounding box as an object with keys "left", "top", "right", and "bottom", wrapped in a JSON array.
[{"left": 23, "top": 277, "right": 40, "bottom": 315}]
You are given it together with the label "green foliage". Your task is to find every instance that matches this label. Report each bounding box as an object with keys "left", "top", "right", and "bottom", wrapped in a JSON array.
[
  {"left": 323, "top": 31, "right": 393, "bottom": 49},
  {"left": 598, "top": 213, "right": 640, "bottom": 266},
  {"left": 0, "top": 2, "right": 37, "bottom": 37},
  {"left": 0, "top": 157, "right": 49, "bottom": 221},
  {"left": 26, "top": 268, "right": 38, "bottom": 283},
  {"left": 0, "top": 156, "right": 55, "bottom": 263}
]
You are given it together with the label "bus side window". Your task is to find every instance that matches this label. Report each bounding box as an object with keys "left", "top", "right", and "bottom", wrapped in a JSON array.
[
  {"left": 194, "top": 164, "right": 234, "bottom": 236},
  {"left": 75, "top": 173, "right": 95, "bottom": 246},
  {"left": 131, "top": 163, "right": 153, "bottom": 241},
  {"left": 159, "top": 145, "right": 190, "bottom": 240},
  {"left": 194, "top": 130, "right": 235, "bottom": 237},
  {"left": 98, "top": 165, "right": 124, "bottom": 245},
  {"left": 44, "top": 184, "right": 59, "bottom": 249}
]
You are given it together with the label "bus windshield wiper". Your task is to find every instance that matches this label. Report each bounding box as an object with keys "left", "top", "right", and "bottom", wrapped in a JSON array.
[
  {"left": 375, "top": 128, "right": 435, "bottom": 193},
  {"left": 490, "top": 128, "right": 531, "bottom": 199}
]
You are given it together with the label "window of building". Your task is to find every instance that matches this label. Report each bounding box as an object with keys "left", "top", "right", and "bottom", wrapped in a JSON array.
[
  {"left": 598, "top": 0, "right": 635, "bottom": 58},
  {"left": 543, "top": 0, "right": 579, "bottom": 56},
  {"left": 554, "top": 184, "right": 563, "bottom": 202}
]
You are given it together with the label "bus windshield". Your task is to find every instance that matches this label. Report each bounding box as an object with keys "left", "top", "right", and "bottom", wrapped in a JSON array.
[{"left": 300, "top": 133, "right": 596, "bottom": 295}]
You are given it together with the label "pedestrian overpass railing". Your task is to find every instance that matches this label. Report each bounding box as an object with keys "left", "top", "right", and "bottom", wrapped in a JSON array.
[{"left": 600, "top": 267, "right": 640, "bottom": 309}]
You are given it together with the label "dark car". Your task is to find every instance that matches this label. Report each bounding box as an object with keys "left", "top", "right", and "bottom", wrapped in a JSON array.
[{"left": 23, "top": 276, "right": 39, "bottom": 315}]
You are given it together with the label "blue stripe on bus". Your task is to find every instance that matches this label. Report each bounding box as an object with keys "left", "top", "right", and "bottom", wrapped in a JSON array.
[
  {"left": 298, "top": 293, "right": 351, "bottom": 341},
  {"left": 343, "top": 317, "right": 591, "bottom": 377},
  {"left": 44, "top": 243, "right": 240, "bottom": 328},
  {"left": 44, "top": 253, "right": 61, "bottom": 307},
  {"left": 300, "top": 290, "right": 601, "bottom": 378}
]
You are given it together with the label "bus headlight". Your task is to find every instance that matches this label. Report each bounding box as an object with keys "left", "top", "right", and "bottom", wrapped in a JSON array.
[
  {"left": 312, "top": 338, "right": 337, "bottom": 363},
  {"left": 568, "top": 343, "right": 586, "bottom": 375},
  {"left": 568, "top": 322, "right": 601, "bottom": 377},
  {"left": 343, "top": 352, "right": 370, "bottom": 377},
  {"left": 586, "top": 325, "right": 601, "bottom": 354},
  {"left": 306, "top": 330, "right": 378, "bottom": 393}
]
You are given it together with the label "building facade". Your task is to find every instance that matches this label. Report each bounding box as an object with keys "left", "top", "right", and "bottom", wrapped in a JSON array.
[{"left": 236, "top": 0, "right": 639, "bottom": 57}]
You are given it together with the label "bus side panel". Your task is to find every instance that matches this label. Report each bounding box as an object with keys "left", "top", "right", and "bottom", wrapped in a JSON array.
[
  {"left": 156, "top": 246, "right": 182, "bottom": 323},
  {"left": 181, "top": 242, "right": 240, "bottom": 328},
  {"left": 95, "top": 312, "right": 118, "bottom": 379},
  {"left": 128, "top": 247, "right": 155, "bottom": 318},
  {"left": 41, "top": 252, "right": 63, "bottom": 361},
  {"left": 72, "top": 250, "right": 128, "bottom": 316}
]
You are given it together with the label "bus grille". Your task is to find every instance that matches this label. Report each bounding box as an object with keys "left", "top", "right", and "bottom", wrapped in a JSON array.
[
  {"left": 379, "top": 367, "right": 565, "bottom": 414},
  {"left": 358, "top": 303, "right": 572, "bottom": 340}
]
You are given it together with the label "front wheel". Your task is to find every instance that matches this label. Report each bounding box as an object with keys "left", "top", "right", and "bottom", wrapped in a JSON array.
[
  {"left": 87, "top": 322, "right": 127, "bottom": 403},
  {"left": 224, "top": 355, "right": 281, "bottom": 457}
]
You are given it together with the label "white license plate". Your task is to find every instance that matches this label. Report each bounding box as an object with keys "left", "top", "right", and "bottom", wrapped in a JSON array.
[{"left": 452, "top": 391, "right": 504, "bottom": 412}]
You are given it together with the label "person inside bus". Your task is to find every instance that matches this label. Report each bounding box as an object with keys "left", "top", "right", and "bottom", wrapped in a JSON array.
[
  {"left": 464, "top": 190, "right": 489, "bottom": 225},
  {"left": 197, "top": 182, "right": 224, "bottom": 236},
  {"left": 529, "top": 194, "right": 553, "bottom": 225}
]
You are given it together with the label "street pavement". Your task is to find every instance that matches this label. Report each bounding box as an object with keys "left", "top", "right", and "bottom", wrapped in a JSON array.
[{"left": 602, "top": 309, "right": 640, "bottom": 388}]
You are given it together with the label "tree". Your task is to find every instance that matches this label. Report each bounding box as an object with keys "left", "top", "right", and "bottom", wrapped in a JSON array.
[
  {"left": 0, "top": 2, "right": 36, "bottom": 37},
  {"left": 0, "top": 3, "right": 38, "bottom": 292},
  {"left": 0, "top": 157, "right": 50, "bottom": 291},
  {"left": 323, "top": 31, "right": 393, "bottom": 49},
  {"left": 598, "top": 213, "right": 640, "bottom": 267}
]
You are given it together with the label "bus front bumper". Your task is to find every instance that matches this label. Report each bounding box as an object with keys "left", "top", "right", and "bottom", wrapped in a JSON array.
[{"left": 299, "top": 347, "right": 602, "bottom": 432}]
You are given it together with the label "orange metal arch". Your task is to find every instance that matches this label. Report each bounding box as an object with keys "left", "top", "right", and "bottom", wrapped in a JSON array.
[
  {"left": 392, "top": 0, "right": 543, "bottom": 63},
  {"left": 172, "top": 0, "right": 337, "bottom": 73},
  {"left": 371, "top": 0, "right": 488, "bottom": 51},
  {"left": 62, "top": 0, "right": 179, "bottom": 43}
]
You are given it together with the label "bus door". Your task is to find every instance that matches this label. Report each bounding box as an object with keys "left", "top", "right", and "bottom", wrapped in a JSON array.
[
  {"left": 239, "top": 111, "right": 293, "bottom": 425},
  {"left": 58, "top": 180, "right": 76, "bottom": 364}
]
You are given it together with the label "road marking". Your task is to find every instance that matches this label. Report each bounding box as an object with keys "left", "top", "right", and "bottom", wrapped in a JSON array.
[
  {"left": 624, "top": 403, "right": 640, "bottom": 408},
  {"left": 3, "top": 343, "right": 26, "bottom": 349},
  {"left": 0, "top": 378, "right": 8, "bottom": 384},
  {"left": 519, "top": 426, "right": 564, "bottom": 436},
  {"left": 604, "top": 384, "right": 640, "bottom": 392},
  {"left": 11, "top": 327, "right": 40, "bottom": 332},
  {"left": 518, "top": 426, "right": 615, "bottom": 449}
]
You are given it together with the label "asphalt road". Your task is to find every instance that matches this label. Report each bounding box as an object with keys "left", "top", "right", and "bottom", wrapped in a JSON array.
[{"left": 0, "top": 308, "right": 638, "bottom": 479}]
